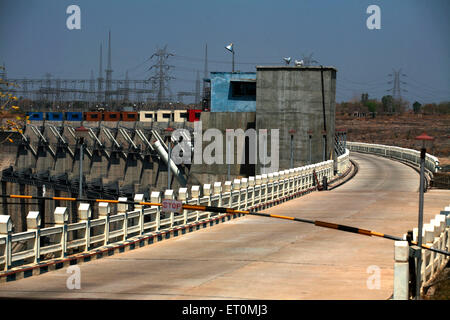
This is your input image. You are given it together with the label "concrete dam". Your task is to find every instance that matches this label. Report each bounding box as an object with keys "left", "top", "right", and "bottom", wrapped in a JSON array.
[{"left": 1, "top": 66, "right": 340, "bottom": 236}]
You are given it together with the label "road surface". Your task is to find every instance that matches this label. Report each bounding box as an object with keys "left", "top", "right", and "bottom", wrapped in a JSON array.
[{"left": 0, "top": 153, "right": 449, "bottom": 299}]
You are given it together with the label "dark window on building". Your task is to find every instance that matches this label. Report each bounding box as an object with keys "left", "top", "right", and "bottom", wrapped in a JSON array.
[
  {"left": 72, "top": 114, "right": 80, "bottom": 119},
  {"left": 128, "top": 114, "right": 136, "bottom": 119},
  {"left": 180, "top": 113, "right": 188, "bottom": 119},
  {"left": 231, "top": 81, "right": 256, "bottom": 98},
  {"left": 145, "top": 113, "right": 153, "bottom": 119},
  {"left": 91, "top": 114, "right": 98, "bottom": 119},
  {"left": 163, "top": 113, "right": 171, "bottom": 119},
  {"left": 195, "top": 112, "right": 201, "bottom": 120},
  {"left": 110, "top": 114, "right": 117, "bottom": 119}
]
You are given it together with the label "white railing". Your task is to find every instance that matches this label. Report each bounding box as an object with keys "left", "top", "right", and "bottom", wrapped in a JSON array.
[
  {"left": 393, "top": 206, "right": 450, "bottom": 300},
  {"left": 0, "top": 153, "right": 350, "bottom": 271},
  {"left": 337, "top": 148, "right": 351, "bottom": 174},
  {"left": 347, "top": 142, "right": 440, "bottom": 173}
]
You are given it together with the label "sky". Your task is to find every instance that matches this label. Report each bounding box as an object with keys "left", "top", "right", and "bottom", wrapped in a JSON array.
[{"left": 0, "top": 0, "right": 449, "bottom": 104}]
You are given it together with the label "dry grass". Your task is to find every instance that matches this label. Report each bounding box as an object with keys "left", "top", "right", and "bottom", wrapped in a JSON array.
[{"left": 337, "top": 113, "right": 450, "bottom": 160}]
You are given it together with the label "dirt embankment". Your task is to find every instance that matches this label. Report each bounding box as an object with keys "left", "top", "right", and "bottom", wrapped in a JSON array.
[{"left": 336, "top": 113, "right": 450, "bottom": 169}]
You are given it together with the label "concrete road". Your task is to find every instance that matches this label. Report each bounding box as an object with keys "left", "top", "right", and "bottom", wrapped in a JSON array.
[{"left": 0, "top": 153, "right": 449, "bottom": 299}]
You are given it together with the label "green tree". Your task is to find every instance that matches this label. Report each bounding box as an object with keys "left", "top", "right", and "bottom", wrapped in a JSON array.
[
  {"left": 381, "top": 95, "right": 393, "bottom": 113},
  {"left": 412, "top": 101, "right": 421, "bottom": 114}
]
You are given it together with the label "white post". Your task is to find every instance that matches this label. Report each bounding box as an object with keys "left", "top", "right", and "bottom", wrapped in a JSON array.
[
  {"left": 178, "top": 188, "right": 188, "bottom": 225},
  {"left": 424, "top": 224, "right": 435, "bottom": 282},
  {"left": 134, "top": 194, "right": 144, "bottom": 235},
  {"left": 203, "top": 184, "right": 212, "bottom": 217},
  {"left": 393, "top": 241, "right": 410, "bottom": 300},
  {"left": 78, "top": 203, "right": 91, "bottom": 251},
  {"left": 240, "top": 178, "right": 248, "bottom": 210},
  {"left": 98, "top": 202, "right": 110, "bottom": 245},
  {"left": 151, "top": 192, "right": 161, "bottom": 231},
  {"left": 191, "top": 186, "right": 200, "bottom": 221},
  {"left": 248, "top": 177, "right": 255, "bottom": 208},
  {"left": 26, "top": 211, "right": 41, "bottom": 263},
  {"left": 224, "top": 181, "right": 232, "bottom": 208},
  {"left": 117, "top": 197, "right": 128, "bottom": 241},
  {"left": 233, "top": 179, "right": 241, "bottom": 210},
  {"left": 164, "top": 190, "right": 174, "bottom": 227},
  {"left": 54, "top": 207, "right": 69, "bottom": 258},
  {"left": 213, "top": 182, "right": 222, "bottom": 207},
  {"left": 0, "top": 215, "right": 13, "bottom": 270}
]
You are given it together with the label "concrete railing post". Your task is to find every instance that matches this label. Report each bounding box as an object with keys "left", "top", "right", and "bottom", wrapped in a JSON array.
[
  {"left": 213, "top": 182, "right": 222, "bottom": 207},
  {"left": 248, "top": 177, "right": 255, "bottom": 208},
  {"left": 98, "top": 202, "right": 110, "bottom": 245},
  {"left": 26, "top": 211, "right": 41, "bottom": 263},
  {"left": 0, "top": 215, "right": 13, "bottom": 270},
  {"left": 151, "top": 192, "right": 161, "bottom": 231},
  {"left": 240, "top": 178, "right": 248, "bottom": 210},
  {"left": 261, "top": 174, "right": 268, "bottom": 206},
  {"left": 224, "top": 181, "right": 232, "bottom": 208},
  {"left": 164, "top": 190, "right": 175, "bottom": 227},
  {"left": 424, "top": 223, "right": 435, "bottom": 281},
  {"left": 178, "top": 188, "right": 188, "bottom": 225},
  {"left": 134, "top": 194, "right": 144, "bottom": 235},
  {"left": 191, "top": 186, "right": 200, "bottom": 221},
  {"left": 54, "top": 207, "right": 69, "bottom": 257},
  {"left": 117, "top": 197, "right": 128, "bottom": 241},
  {"left": 78, "top": 203, "right": 91, "bottom": 250},
  {"left": 203, "top": 184, "right": 212, "bottom": 206},
  {"left": 255, "top": 175, "right": 262, "bottom": 207},
  {"left": 233, "top": 179, "right": 241, "bottom": 209},
  {"left": 393, "top": 241, "right": 410, "bottom": 300}
]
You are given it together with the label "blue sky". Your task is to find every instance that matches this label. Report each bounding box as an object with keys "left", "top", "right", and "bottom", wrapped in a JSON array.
[{"left": 0, "top": 0, "right": 449, "bottom": 104}]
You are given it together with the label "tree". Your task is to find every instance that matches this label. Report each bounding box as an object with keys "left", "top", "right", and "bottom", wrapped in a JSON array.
[
  {"left": 381, "top": 95, "right": 393, "bottom": 113},
  {"left": 361, "top": 93, "right": 369, "bottom": 104},
  {"left": 0, "top": 66, "right": 27, "bottom": 144},
  {"left": 412, "top": 101, "right": 421, "bottom": 114}
]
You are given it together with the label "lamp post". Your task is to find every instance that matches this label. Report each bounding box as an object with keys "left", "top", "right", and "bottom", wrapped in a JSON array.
[
  {"left": 225, "top": 43, "right": 235, "bottom": 72},
  {"left": 414, "top": 132, "right": 434, "bottom": 300},
  {"left": 75, "top": 126, "right": 89, "bottom": 198}
]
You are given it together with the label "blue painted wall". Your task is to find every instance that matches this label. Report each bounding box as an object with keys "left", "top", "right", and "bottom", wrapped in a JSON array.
[{"left": 210, "top": 72, "right": 256, "bottom": 112}]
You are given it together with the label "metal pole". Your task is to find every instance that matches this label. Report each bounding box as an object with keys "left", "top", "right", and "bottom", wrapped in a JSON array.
[
  {"left": 416, "top": 147, "right": 426, "bottom": 299},
  {"left": 79, "top": 138, "right": 83, "bottom": 198},
  {"left": 168, "top": 141, "right": 171, "bottom": 189},
  {"left": 232, "top": 51, "right": 235, "bottom": 73},
  {"left": 227, "top": 134, "right": 230, "bottom": 181}
]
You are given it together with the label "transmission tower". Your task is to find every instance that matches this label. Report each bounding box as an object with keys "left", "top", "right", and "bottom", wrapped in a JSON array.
[
  {"left": 203, "top": 43, "right": 208, "bottom": 96},
  {"left": 387, "top": 69, "right": 408, "bottom": 102},
  {"left": 97, "top": 43, "right": 104, "bottom": 103},
  {"left": 195, "top": 70, "right": 200, "bottom": 104},
  {"left": 148, "top": 46, "right": 174, "bottom": 106},
  {"left": 105, "top": 30, "right": 113, "bottom": 103}
]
